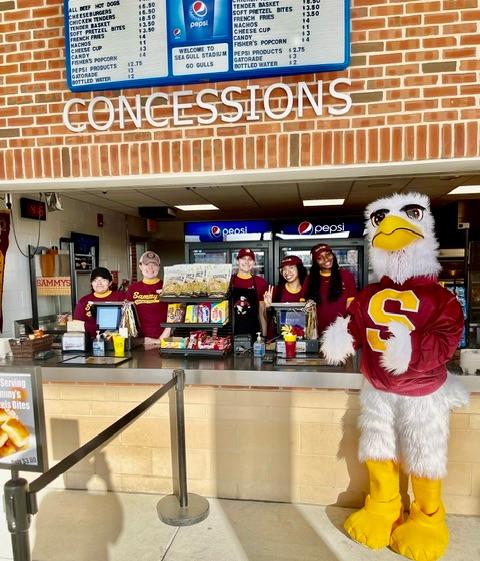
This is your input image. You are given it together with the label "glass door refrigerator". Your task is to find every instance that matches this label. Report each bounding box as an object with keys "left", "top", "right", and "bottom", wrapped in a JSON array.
[
  {"left": 184, "top": 220, "right": 274, "bottom": 282},
  {"left": 438, "top": 248, "right": 467, "bottom": 348},
  {"left": 273, "top": 218, "right": 368, "bottom": 289}
]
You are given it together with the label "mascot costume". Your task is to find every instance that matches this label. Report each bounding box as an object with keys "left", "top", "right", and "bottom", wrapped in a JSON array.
[{"left": 321, "top": 193, "right": 468, "bottom": 561}]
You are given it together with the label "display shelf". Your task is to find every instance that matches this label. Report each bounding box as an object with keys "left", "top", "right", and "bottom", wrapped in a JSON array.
[{"left": 161, "top": 321, "right": 229, "bottom": 329}]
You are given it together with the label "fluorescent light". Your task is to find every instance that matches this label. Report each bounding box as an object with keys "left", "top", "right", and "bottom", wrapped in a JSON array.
[
  {"left": 448, "top": 185, "right": 480, "bottom": 195},
  {"left": 303, "top": 198, "right": 345, "bottom": 207},
  {"left": 174, "top": 204, "right": 219, "bottom": 211}
]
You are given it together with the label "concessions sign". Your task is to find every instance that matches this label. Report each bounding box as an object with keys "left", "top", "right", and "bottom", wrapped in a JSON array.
[
  {"left": 0, "top": 367, "right": 48, "bottom": 472},
  {"left": 64, "top": 0, "right": 349, "bottom": 91}
]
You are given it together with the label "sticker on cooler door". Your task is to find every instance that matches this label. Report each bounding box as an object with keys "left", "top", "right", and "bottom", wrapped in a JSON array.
[{"left": 173, "top": 43, "right": 229, "bottom": 75}]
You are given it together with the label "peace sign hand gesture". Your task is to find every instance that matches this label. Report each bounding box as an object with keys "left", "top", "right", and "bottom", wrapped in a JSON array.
[{"left": 263, "top": 285, "right": 274, "bottom": 308}]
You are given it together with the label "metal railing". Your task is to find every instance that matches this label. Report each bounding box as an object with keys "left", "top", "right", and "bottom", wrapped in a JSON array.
[{"left": 3, "top": 368, "right": 209, "bottom": 561}]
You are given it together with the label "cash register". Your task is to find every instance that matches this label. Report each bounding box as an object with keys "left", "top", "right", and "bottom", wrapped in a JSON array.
[
  {"left": 269, "top": 302, "right": 319, "bottom": 355},
  {"left": 90, "top": 301, "right": 139, "bottom": 351}
]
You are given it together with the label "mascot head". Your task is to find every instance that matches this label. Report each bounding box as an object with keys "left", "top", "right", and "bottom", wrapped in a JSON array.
[{"left": 365, "top": 192, "right": 441, "bottom": 284}]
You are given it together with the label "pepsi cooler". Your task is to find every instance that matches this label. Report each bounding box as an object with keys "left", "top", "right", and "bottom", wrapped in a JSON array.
[
  {"left": 274, "top": 219, "right": 368, "bottom": 289},
  {"left": 184, "top": 220, "right": 274, "bottom": 283}
]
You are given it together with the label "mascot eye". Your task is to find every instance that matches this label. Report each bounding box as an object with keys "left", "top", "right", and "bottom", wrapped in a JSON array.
[
  {"left": 370, "top": 209, "right": 388, "bottom": 227},
  {"left": 403, "top": 205, "right": 424, "bottom": 221}
]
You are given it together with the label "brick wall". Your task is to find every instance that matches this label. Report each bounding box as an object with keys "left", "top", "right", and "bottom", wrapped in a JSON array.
[{"left": 1, "top": 0, "right": 479, "bottom": 180}]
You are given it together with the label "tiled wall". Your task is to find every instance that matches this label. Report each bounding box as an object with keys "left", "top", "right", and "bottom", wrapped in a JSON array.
[
  {"left": 1, "top": 1, "right": 479, "bottom": 178},
  {"left": 42, "top": 383, "right": 480, "bottom": 515},
  {"left": 0, "top": 192, "right": 133, "bottom": 337}
]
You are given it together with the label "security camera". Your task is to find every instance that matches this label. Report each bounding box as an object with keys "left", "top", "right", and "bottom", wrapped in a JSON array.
[
  {"left": 458, "top": 222, "right": 470, "bottom": 230},
  {"left": 4, "top": 194, "right": 12, "bottom": 208}
]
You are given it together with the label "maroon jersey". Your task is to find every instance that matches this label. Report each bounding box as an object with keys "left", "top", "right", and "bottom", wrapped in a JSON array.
[
  {"left": 73, "top": 290, "right": 124, "bottom": 338},
  {"left": 126, "top": 279, "right": 167, "bottom": 338},
  {"left": 273, "top": 283, "right": 308, "bottom": 303},
  {"left": 346, "top": 275, "right": 464, "bottom": 397},
  {"left": 231, "top": 274, "right": 268, "bottom": 302},
  {"left": 316, "top": 269, "right": 357, "bottom": 334}
]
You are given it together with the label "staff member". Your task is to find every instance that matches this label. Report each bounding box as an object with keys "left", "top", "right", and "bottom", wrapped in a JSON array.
[
  {"left": 264, "top": 255, "right": 308, "bottom": 306},
  {"left": 126, "top": 251, "right": 169, "bottom": 347},
  {"left": 231, "top": 248, "right": 268, "bottom": 341},
  {"left": 73, "top": 267, "right": 123, "bottom": 338},
  {"left": 306, "top": 243, "right": 357, "bottom": 335}
]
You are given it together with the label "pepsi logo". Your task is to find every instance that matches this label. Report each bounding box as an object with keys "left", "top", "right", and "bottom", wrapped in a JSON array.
[
  {"left": 210, "top": 225, "right": 221, "bottom": 238},
  {"left": 192, "top": 1, "right": 207, "bottom": 18},
  {"left": 298, "top": 221, "right": 313, "bottom": 235},
  {"left": 172, "top": 27, "right": 181, "bottom": 37}
]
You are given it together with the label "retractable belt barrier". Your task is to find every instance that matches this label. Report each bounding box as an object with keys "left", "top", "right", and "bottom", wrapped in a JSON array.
[{"left": 3, "top": 368, "right": 209, "bottom": 561}]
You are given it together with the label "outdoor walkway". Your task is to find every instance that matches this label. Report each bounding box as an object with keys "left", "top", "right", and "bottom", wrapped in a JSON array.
[{"left": 0, "top": 488, "right": 478, "bottom": 561}]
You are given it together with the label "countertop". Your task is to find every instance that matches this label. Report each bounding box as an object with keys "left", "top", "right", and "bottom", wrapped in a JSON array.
[{"left": 0, "top": 349, "right": 478, "bottom": 392}]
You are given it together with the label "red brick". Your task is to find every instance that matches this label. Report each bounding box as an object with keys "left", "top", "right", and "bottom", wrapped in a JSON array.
[
  {"left": 171, "top": 141, "right": 181, "bottom": 173},
  {"left": 333, "top": 131, "right": 343, "bottom": 164},
  {"left": 224, "top": 137, "right": 233, "bottom": 170},
  {"left": 441, "top": 124, "right": 453, "bottom": 158},
  {"left": 416, "top": 125, "right": 427, "bottom": 160},
  {"left": 234, "top": 137, "right": 245, "bottom": 170},
  {"left": 428, "top": 124, "right": 440, "bottom": 158},
  {"left": 454, "top": 123, "right": 465, "bottom": 158},
  {"left": 369, "top": 128, "right": 379, "bottom": 162},
  {"left": 162, "top": 140, "right": 171, "bottom": 173},
  {"left": 203, "top": 138, "right": 213, "bottom": 171},
  {"left": 465, "top": 121, "right": 478, "bottom": 157},
  {"left": 267, "top": 135, "right": 277, "bottom": 168}
]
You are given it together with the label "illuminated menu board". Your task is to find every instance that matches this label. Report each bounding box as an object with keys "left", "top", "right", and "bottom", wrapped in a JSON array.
[{"left": 65, "top": 0, "right": 349, "bottom": 91}]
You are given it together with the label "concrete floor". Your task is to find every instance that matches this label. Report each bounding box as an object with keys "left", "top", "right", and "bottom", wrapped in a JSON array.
[{"left": 0, "top": 487, "right": 478, "bottom": 561}]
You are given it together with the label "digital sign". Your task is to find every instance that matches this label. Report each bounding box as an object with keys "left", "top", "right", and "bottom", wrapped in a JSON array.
[{"left": 64, "top": 0, "right": 350, "bottom": 91}]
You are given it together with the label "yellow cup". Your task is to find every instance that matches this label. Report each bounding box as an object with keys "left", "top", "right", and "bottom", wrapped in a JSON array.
[{"left": 112, "top": 335, "right": 125, "bottom": 357}]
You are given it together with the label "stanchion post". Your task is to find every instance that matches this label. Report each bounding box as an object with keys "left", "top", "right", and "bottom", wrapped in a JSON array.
[
  {"left": 4, "top": 475, "right": 33, "bottom": 561},
  {"left": 157, "top": 369, "right": 209, "bottom": 526}
]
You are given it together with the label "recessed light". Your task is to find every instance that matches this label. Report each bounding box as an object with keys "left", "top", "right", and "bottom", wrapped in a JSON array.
[
  {"left": 174, "top": 204, "right": 219, "bottom": 211},
  {"left": 303, "top": 198, "right": 345, "bottom": 207},
  {"left": 448, "top": 186, "right": 480, "bottom": 195}
]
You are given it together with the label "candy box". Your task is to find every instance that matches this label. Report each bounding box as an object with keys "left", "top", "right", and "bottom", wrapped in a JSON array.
[
  {"left": 185, "top": 304, "right": 197, "bottom": 323},
  {"left": 166, "top": 303, "right": 186, "bottom": 323},
  {"left": 211, "top": 300, "right": 229, "bottom": 324},
  {"left": 161, "top": 337, "right": 187, "bottom": 349},
  {"left": 197, "top": 303, "right": 211, "bottom": 323}
]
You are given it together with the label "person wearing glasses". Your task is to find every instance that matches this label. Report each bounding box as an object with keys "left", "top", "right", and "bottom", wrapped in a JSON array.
[{"left": 306, "top": 244, "right": 357, "bottom": 336}]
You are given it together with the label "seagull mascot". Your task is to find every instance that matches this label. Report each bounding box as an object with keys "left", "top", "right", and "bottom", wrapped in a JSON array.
[{"left": 321, "top": 192, "right": 468, "bottom": 561}]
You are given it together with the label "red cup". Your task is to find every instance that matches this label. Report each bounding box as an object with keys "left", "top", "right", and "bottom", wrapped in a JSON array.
[{"left": 285, "top": 340, "right": 296, "bottom": 359}]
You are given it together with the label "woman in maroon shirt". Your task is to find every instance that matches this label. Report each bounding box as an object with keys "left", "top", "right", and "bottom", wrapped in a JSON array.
[
  {"left": 263, "top": 255, "right": 309, "bottom": 339},
  {"left": 73, "top": 267, "right": 123, "bottom": 338},
  {"left": 306, "top": 243, "right": 357, "bottom": 336},
  {"left": 264, "top": 255, "right": 309, "bottom": 306}
]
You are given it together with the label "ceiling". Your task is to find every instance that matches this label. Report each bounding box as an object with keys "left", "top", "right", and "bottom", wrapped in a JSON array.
[{"left": 54, "top": 172, "right": 480, "bottom": 222}]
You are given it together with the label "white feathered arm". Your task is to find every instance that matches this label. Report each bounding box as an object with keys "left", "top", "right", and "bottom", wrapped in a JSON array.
[{"left": 321, "top": 316, "right": 356, "bottom": 365}]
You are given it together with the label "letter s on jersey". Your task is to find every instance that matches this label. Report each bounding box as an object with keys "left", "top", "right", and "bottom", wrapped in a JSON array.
[{"left": 366, "top": 289, "right": 419, "bottom": 352}]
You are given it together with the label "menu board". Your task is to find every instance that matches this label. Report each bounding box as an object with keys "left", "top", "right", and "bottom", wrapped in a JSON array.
[
  {"left": 0, "top": 368, "right": 48, "bottom": 472},
  {"left": 65, "top": 0, "right": 349, "bottom": 91}
]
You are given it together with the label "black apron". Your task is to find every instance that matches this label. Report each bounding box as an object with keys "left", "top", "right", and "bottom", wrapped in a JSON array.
[{"left": 231, "top": 277, "right": 260, "bottom": 343}]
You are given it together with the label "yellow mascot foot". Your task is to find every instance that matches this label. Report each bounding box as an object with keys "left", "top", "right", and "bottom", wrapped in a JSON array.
[
  {"left": 344, "top": 494, "right": 403, "bottom": 549},
  {"left": 390, "top": 501, "right": 448, "bottom": 561}
]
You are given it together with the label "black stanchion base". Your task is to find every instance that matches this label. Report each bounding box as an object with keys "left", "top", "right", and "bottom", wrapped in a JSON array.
[{"left": 157, "top": 493, "right": 210, "bottom": 526}]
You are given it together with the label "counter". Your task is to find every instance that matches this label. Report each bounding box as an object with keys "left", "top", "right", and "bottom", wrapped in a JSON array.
[{"left": 1, "top": 351, "right": 479, "bottom": 516}]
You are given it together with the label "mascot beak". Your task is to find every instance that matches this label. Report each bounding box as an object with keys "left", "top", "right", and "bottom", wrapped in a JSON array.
[{"left": 372, "top": 215, "right": 424, "bottom": 251}]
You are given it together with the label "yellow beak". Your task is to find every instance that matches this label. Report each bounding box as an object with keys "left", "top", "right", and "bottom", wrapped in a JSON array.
[{"left": 372, "top": 215, "right": 424, "bottom": 251}]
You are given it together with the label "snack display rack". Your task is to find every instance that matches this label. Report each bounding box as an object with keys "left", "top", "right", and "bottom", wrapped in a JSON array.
[{"left": 159, "top": 296, "right": 232, "bottom": 357}]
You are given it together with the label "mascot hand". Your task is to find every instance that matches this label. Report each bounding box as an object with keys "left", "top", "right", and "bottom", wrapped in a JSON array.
[
  {"left": 380, "top": 321, "right": 411, "bottom": 375},
  {"left": 321, "top": 316, "right": 355, "bottom": 364}
]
